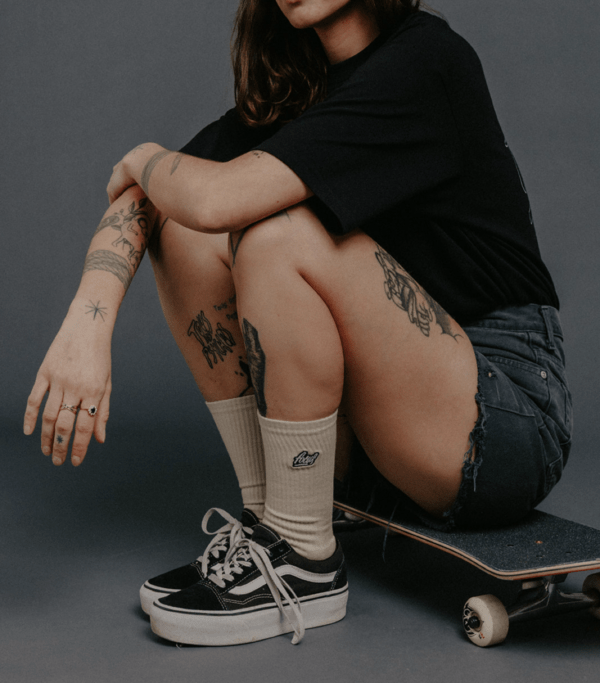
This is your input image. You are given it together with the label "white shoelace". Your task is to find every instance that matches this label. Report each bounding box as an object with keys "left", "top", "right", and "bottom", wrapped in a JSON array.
[
  {"left": 208, "top": 536, "right": 306, "bottom": 645},
  {"left": 197, "top": 508, "right": 253, "bottom": 577}
]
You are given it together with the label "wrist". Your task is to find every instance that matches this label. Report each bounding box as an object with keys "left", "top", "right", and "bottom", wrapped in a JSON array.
[{"left": 67, "top": 296, "right": 117, "bottom": 338}]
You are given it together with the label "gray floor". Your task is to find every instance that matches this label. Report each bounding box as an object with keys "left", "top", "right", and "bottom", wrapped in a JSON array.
[{"left": 3, "top": 419, "right": 600, "bottom": 683}]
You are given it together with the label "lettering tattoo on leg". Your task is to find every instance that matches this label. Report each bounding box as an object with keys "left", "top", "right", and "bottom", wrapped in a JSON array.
[
  {"left": 213, "top": 294, "right": 236, "bottom": 312},
  {"left": 187, "top": 311, "right": 236, "bottom": 369},
  {"left": 242, "top": 319, "right": 267, "bottom": 416},
  {"left": 374, "top": 246, "right": 460, "bottom": 340},
  {"left": 212, "top": 295, "right": 240, "bottom": 321},
  {"left": 83, "top": 250, "right": 134, "bottom": 291}
]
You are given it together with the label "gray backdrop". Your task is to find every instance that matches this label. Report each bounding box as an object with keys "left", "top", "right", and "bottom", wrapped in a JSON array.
[{"left": 2, "top": 1, "right": 599, "bottom": 681}]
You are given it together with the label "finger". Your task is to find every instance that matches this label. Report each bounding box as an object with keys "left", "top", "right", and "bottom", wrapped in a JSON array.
[
  {"left": 93, "top": 380, "right": 111, "bottom": 445},
  {"left": 51, "top": 398, "right": 79, "bottom": 466},
  {"left": 70, "top": 401, "right": 100, "bottom": 467},
  {"left": 24, "top": 374, "right": 49, "bottom": 436},
  {"left": 40, "top": 388, "right": 65, "bottom": 457}
]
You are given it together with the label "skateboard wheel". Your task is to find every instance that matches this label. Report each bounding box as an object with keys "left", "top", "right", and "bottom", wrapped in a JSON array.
[
  {"left": 463, "top": 595, "right": 509, "bottom": 647},
  {"left": 582, "top": 573, "right": 600, "bottom": 619}
]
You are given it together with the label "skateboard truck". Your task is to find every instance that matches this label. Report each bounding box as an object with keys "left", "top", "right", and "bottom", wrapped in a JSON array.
[{"left": 463, "top": 573, "right": 600, "bottom": 647}]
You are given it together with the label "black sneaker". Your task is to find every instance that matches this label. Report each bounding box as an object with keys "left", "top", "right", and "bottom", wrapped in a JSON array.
[
  {"left": 332, "top": 507, "right": 375, "bottom": 533},
  {"left": 149, "top": 524, "right": 348, "bottom": 645},
  {"left": 139, "top": 508, "right": 259, "bottom": 614}
]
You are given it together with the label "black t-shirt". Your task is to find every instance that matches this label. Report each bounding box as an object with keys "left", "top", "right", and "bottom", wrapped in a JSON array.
[{"left": 180, "top": 11, "right": 559, "bottom": 325}]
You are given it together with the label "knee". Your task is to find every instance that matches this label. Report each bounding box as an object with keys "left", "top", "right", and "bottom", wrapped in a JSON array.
[
  {"left": 154, "top": 221, "right": 229, "bottom": 271},
  {"left": 228, "top": 203, "right": 327, "bottom": 274}
]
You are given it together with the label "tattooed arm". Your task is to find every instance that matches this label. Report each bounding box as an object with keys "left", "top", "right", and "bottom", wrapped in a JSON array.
[
  {"left": 107, "top": 143, "right": 312, "bottom": 234},
  {"left": 23, "top": 185, "right": 163, "bottom": 466}
]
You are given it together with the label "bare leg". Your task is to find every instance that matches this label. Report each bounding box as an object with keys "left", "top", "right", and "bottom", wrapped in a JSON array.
[
  {"left": 230, "top": 204, "right": 478, "bottom": 517},
  {"left": 149, "top": 219, "right": 266, "bottom": 516},
  {"left": 149, "top": 219, "right": 250, "bottom": 401}
]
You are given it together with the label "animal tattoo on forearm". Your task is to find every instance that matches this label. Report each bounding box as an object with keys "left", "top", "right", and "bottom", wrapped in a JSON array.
[
  {"left": 242, "top": 318, "right": 267, "bottom": 416},
  {"left": 188, "top": 311, "right": 237, "bottom": 369},
  {"left": 93, "top": 198, "right": 152, "bottom": 267},
  {"left": 375, "top": 245, "right": 460, "bottom": 339}
]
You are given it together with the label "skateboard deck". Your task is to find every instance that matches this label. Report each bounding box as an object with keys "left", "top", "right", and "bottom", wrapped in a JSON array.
[
  {"left": 334, "top": 498, "right": 600, "bottom": 646},
  {"left": 333, "top": 500, "right": 600, "bottom": 580}
]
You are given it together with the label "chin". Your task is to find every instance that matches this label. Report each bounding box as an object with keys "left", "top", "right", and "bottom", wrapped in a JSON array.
[{"left": 278, "top": 1, "right": 355, "bottom": 31}]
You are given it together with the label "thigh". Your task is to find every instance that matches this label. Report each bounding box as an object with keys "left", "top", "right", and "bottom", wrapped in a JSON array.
[{"left": 281, "top": 206, "right": 480, "bottom": 516}]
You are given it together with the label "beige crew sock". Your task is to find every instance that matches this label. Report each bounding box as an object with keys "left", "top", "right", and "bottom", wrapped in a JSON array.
[
  {"left": 258, "top": 410, "right": 338, "bottom": 561},
  {"left": 206, "top": 395, "right": 266, "bottom": 518}
]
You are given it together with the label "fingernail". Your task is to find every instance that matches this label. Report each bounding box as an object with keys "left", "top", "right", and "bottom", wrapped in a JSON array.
[
  {"left": 43, "top": 447, "right": 51, "bottom": 456},
  {"left": 72, "top": 457, "right": 81, "bottom": 466},
  {"left": 24, "top": 426, "right": 32, "bottom": 435},
  {"left": 52, "top": 456, "right": 61, "bottom": 466}
]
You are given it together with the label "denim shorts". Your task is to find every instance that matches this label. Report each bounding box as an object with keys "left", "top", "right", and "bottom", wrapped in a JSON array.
[{"left": 338, "top": 304, "right": 573, "bottom": 531}]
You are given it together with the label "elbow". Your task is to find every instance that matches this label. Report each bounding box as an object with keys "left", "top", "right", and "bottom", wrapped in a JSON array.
[{"left": 192, "top": 195, "right": 246, "bottom": 235}]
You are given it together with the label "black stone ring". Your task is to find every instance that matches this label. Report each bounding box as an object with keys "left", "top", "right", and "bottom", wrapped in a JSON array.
[{"left": 84, "top": 405, "right": 98, "bottom": 418}]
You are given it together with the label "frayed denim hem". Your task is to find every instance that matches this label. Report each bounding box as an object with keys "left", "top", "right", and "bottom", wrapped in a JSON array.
[{"left": 335, "top": 359, "right": 488, "bottom": 536}]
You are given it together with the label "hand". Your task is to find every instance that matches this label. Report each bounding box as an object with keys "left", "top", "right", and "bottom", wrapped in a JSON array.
[
  {"left": 23, "top": 316, "right": 112, "bottom": 466},
  {"left": 106, "top": 143, "right": 162, "bottom": 204}
]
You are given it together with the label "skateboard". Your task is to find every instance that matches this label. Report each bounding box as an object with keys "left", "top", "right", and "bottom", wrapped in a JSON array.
[{"left": 333, "top": 499, "right": 600, "bottom": 647}]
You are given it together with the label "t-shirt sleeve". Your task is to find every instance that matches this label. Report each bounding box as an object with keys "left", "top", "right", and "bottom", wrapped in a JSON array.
[
  {"left": 180, "top": 108, "right": 279, "bottom": 162},
  {"left": 255, "top": 24, "right": 463, "bottom": 234}
]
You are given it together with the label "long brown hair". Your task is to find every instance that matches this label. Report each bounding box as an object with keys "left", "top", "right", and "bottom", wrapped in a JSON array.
[{"left": 232, "top": 0, "right": 422, "bottom": 127}]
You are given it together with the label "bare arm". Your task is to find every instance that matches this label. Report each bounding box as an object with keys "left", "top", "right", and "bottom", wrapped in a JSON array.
[
  {"left": 107, "top": 143, "right": 312, "bottom": 234},
  {"left": 23, "top": 185, "right": 161, "bottom": 465}
]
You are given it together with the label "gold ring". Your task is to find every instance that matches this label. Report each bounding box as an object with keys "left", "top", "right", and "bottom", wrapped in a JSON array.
[{"left": 60, "top": 404, "right": 78, "bottom": 414}]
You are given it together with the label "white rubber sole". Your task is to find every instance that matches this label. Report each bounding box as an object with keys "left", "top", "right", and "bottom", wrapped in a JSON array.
[
  {"left": 140, "top": 583, "right": 177, "bottom": 615},
  {"left": 149, "top": 585, "right": 349, "bottom": 645}
]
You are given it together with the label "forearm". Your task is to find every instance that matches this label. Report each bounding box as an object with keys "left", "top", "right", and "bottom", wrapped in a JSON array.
[
  {"left": 71, "top": 184, "right": 161, "bottom": 334},
  {"left": 119, "top": 143, "right": 311, "bottom": 234}
]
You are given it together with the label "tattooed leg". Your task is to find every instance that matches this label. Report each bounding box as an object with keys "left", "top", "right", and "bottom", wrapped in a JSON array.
[
  {"left": 241, "top": 319, "right": 267, "bottom": 416},
  {"left": 229, "top": 228, "right": 250, "bottom": 267},
  {"left": 150, "top": 223, "right": 251, "bottom": 401},
  {"left": 187, "top": 311, "right": 237, "bottom": 369},
  {"left": 374, "top": 245, "right": 461, "bottom": 340},
  {"left": 229, "top": 202, "right": 479, "bottom": 517}
]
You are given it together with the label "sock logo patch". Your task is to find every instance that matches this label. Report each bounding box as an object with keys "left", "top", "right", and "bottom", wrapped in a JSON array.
[{"left": 292, "top": 450, "right": 320, "bottom": 468}]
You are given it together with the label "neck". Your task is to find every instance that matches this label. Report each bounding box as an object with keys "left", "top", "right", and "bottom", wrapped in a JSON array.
[{"left": 313, "top": 5, "right": 380, "bottom": 65}]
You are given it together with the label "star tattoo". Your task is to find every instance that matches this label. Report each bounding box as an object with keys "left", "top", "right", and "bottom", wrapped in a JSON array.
[
  {"left": 56, "top": 435, "right": 64, "bottom": 445},
  {"left": 85, "top": 300, "right": 107, "bottom": 321}
]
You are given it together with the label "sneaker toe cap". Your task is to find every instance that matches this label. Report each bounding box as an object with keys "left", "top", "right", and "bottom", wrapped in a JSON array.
[
  {"left": 157, "top": 581, "right": 222, "bottom": 611},
  {"left": 148, "top": 563, "right": 202, "bottom": 591}
]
